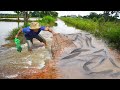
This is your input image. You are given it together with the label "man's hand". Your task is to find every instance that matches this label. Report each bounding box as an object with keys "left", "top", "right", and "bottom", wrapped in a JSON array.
[
  {"left": 15, "top": 28, "right": 22, "bottom": 38},
  {"left": 15, "top": 35, "right": 18, "bottom": 38}
]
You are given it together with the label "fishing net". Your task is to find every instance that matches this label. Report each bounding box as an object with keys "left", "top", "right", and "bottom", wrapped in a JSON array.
[{"left": 51, "top": 33, "right": 76, "bottom": 60}]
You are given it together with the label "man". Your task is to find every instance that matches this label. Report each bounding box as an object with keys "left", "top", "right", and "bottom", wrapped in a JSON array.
[{"left": 15, "top": 22, "right": 56, "bottom": 51}]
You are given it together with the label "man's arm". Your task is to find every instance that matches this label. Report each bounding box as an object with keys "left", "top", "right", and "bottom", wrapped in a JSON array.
[
  {"left": 45, "top": 27, "right": 56, "bottom": 35},
  {"left": 15, "top": 28, "right": 22, "bottom": 38}
]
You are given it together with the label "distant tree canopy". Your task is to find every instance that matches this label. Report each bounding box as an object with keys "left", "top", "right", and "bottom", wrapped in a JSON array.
[
  {"left": 0, "top": 11, "right": 58, "bottom": 18},
  {"left": 61, "top": 11, "right": 120, "bottom": 22},
  {"left": 30, "top": 11, "right": 58, "bottom": 18},
  {"left": 82, "top": 11, "right": 120, "bottom": 22}
]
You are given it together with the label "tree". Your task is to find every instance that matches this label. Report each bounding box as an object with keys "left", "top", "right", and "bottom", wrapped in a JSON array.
[
  {"left": 14, "top": 11, "right": 21, "bottom": 21},
  {"left": 103, "top": 11, "right": 120, "bottom": 22},
  {"left": 89, "top": 12, "right": 98, "bottom": 19},
  {"left": 14, "top": 11, "right": 21, "bottom": 28},
  {"left": 22, "top": 11, "right": 29, "bottom": 26}
]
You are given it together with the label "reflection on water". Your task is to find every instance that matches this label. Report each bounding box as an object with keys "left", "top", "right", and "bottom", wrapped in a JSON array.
[
  {"left": 0, "top": 18, "right": 38, "bottom": 21},
  {"left": 52, "top": 19, "right": 80, "bottom": 34},
  {"left": 0, "top": 22, "right": 24, "bottom": 46}
]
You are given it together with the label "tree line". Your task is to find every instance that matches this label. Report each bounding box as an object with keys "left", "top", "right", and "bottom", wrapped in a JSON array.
[{"left": 62, "top": 11, "right": 120, "bottom": 22}]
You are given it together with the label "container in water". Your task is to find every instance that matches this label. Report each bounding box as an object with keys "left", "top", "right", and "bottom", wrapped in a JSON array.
[{"left": 14, "top": 38, "right": 22, "bottom": 52}]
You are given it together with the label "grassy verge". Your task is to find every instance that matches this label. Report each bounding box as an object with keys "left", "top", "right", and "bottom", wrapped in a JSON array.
[
  {"left": 60, "top": 17, "right": 120, "bottom": 51},
  {"left": 2, "top": 16, "right": 57, "bottom": 48}
]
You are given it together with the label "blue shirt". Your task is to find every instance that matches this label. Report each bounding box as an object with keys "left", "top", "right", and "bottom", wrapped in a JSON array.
[{"left": 22, "top": 26, "right": 45, "bottom": 39}]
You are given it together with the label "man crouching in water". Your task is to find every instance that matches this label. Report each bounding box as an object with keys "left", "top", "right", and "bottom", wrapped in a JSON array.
[{"left": 15, "top": 22, "right": 56, "bottom": 52}]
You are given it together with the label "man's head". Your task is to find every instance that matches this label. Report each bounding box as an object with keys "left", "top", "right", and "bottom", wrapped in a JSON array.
[{"left": 30, "top": 22, "right": 40, "bottom": 32}]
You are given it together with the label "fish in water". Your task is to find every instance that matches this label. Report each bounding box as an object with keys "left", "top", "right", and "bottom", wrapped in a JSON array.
[
  {"left": 70, "top": 48, "right": 90, "bottom": 54},
  {"left": 88, "top": 37, "right": 95, "bottom": 48},
  {"left": 91, "top": 57, "right": 106, "bottom": 69},
  {"left": 61, "top": 52, "right": 81, "bottom": 60},
  {"left": 88, "top": 69, "right": 113, "bottom": 75},
  {"left": 73, "top": 35, "right": 78, "bottom": 41},
  {"left": 110, "top": 72, "right": 120, "bottom": 77},
  {"left": 85, "top": 36, "right": 95, "bottom": 48},
  {"left": 83, "top": 61, "right": 93, "bottom": 71},
  {"left": 109, "top": 58, "right": 120, "bottom": 68},
  {"left": 85, "top": 38, "right": 89, "bottom": 47},
  {"left": 93, "top": 49, "right": 104, "bottom": 53}
]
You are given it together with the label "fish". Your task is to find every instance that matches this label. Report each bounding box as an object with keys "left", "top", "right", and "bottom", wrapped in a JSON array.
[
  {"left": 73, "top": 35, "right": 79, "bottom": 41},
  {"left": 61, "top": 52, "right": 81, "bottom": 60},
  {"left": 91, "top": 58, "right": 106, "bottom": 69},
  {"left": 85, "top": 38, "right": 89, "bottom": 47},
  {"left": 88, "top": 37, "right": 95, "bottom": 48},
  {"left": 70, "top": 48, "right": 90, "bottom": 54},
  {"left": 89, "top": 69, "right": 113, "bottom": 75},
  {"left": 83, "top": 61, "right": 93, "bottom": 71},
  {"left": 111, "top": 72, "right": 120, "bottom": 77},
  {"left": 109, "top": 58, "right": 120, "bottom": 68},
  {"left": 93, "top": 49, "right": 104, "bottom": 53},
  {"left": 85, "top": 36, "right": 95, "bottom": 48}
]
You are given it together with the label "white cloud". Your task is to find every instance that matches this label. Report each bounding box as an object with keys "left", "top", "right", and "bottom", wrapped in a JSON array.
[
  {"left": 56, "top": 11, "right": 104, "bottom": 17},
  {"left": 0, "top": 11, "right": 16, "bottom": 14}
]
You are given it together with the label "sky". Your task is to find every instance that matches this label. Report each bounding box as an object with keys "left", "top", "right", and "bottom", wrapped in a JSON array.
[{"left": 0, "top": 11, "right": 104, "bottom": 17}]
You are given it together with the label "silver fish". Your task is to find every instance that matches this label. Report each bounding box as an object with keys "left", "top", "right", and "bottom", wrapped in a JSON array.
[
  {"left": 111, "top": 72, "right": 120, "bottom": 77},
  {"left": 89, "top": 69, "right": 113, "bottom": 75},
  {"left": 62, "top": 52, "right": 81, "bottom": 60},
  {"left": 83, "top": 61, "right": 93, "bottom": 71},
  {"left": 91, "top": 58, "right": 106, "bottom": 69},
  {"left": 93, "top": 49, "right": 104, "bottom": 53},
  {"left": 70, "top": 48, "right": 89, "bottom": 54},
  {"left": 109, "top": 58, "right": 120, "bottom": 68}
]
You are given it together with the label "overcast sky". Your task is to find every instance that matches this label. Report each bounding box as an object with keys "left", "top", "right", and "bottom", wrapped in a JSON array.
[
  {"left": 0, "top": 11, "right": 104, "bottom": 17},
  {"left": 56, "top": 11, "right": 104, "bottom": 17}
]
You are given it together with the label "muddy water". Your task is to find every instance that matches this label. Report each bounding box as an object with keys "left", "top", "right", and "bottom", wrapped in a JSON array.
[
  {"left": 0, "top": 19, "right": 120, "bottom": 79},
  {"left": 0, "top": 31, "right": 53, "bottom": 79}
]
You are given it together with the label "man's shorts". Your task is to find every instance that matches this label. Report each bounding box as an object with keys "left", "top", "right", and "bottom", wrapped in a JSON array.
[{"left": 25, "top": 34, "right": 46, "bottom": 50}]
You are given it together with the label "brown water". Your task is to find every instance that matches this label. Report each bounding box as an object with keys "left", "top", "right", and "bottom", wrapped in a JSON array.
[{"left": 0, "top": 19, "right": 120, "bottom": 79}]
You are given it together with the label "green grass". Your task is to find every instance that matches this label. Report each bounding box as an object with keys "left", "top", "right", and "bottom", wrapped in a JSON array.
[{"left": 60, "top": 17, "right": 120, "bottom": 51}]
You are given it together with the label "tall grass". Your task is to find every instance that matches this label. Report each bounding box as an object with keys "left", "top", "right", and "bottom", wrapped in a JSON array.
[{"left": 60, "top": 17, "right": 120, "bottom": 51}]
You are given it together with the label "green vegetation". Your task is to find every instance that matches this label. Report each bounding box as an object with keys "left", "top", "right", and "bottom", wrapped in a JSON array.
[
  {"left": 37, "top": 16, "right": 56, "bottom": 26},
  {"left": 60, "top": 17, "right": 120, "bottom": 51},
  {"left": 29, "top": 11, "right": 58, "bottom": 18}
]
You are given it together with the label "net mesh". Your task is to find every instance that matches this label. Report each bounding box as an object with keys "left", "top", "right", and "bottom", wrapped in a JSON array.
[{"left": 51, "top": 33, "right": 76, "bottom": 60}]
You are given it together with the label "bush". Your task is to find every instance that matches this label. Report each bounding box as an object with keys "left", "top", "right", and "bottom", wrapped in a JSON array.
[{"left": 37, "top": 16, "right": 56, "bottom": 26}]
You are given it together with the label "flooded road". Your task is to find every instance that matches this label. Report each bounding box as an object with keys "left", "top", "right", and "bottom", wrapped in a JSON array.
[
  {"left": 53, "top": 19, "right": 120, "bottom": 79},
  {"left": 0, "top": 19, "right": 120, "bottom": 79}
]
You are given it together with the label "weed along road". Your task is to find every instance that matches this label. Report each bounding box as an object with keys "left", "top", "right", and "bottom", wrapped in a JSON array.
[{"left": 0, "top": 19, "right": 120, "bottom": 79}]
